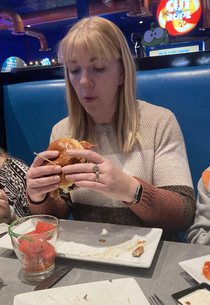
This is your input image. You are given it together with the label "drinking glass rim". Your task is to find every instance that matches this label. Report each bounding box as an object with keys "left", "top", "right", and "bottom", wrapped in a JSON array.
[{"left": 8, "top": 215, "right": 59, "bottom": 239}]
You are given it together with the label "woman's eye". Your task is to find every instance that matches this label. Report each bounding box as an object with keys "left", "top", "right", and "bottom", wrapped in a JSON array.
[
  {"left": 93, "top": 67, "right": 105, "bottom": 72},
  {"left": 70, "top": 69, "right": 80, "bottom": 74}
]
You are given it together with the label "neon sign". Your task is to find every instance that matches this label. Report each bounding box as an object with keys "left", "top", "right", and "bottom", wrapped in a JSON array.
[{"left": 157, "top": 0, "right": 202, "bottom": 36}]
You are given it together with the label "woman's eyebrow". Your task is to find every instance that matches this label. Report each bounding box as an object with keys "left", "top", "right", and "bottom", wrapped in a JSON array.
[{"left": 67, "top": 57, "right": 97, "bottom": 64}]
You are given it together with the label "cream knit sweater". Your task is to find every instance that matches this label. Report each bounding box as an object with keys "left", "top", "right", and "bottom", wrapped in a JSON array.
[{"left": 28, "top": 100, "right": 195, "bottom": 236}]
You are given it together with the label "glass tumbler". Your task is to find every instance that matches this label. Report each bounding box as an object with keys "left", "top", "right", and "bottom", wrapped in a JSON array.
[{"left": 8, "top": 214, "right": 59, "bottom": 282}]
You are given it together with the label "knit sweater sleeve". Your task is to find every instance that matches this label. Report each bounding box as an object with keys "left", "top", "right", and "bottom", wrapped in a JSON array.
[
  {"left": 125, "top": 110, "right": 196, "bottom": 232},
  {"left": 126, "top": 177, "right": 195, "bottom": 232},
  {"left": 27, "top": 189, "right": 72, "bottom": 219}
]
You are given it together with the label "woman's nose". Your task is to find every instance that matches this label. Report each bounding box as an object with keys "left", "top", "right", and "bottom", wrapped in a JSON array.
[{"left": 80, "top": 70, "right": 94, "bottom": 88}]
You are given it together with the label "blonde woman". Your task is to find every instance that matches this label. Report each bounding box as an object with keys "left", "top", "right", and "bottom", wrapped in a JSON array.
[
  {"left": 26, "top": 16, "right": 195, "bottom": 239},
  {"left": 0, "top": 148, "right": 30, "bottom": 224}
]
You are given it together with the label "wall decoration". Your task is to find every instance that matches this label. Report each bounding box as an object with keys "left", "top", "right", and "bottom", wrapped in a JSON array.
[
  {"left": 1, "top": 56, "right": 27, "bottom": 72},
  {"left": 157, "top": 0, "right": 202, "bottom": 36},
  {"left": 141, "top": 22, "right": 170, "bottom": 52}
]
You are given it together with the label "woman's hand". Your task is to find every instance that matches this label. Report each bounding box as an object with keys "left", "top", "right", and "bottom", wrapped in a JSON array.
[
  {"left": 0, "top": 190, "right": 10, "bottom": 219},
  {"left": 26, "top": 151, "right": 62, "bottom": 202},
  {"left": 62, "top": 149, "right": 139, "bottom": 202}
]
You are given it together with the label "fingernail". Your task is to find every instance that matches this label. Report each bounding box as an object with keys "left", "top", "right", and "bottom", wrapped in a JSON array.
[
  {"left": 54, "top": 175, "right": 60, "bottom": 182},
  {"left": 55, "top": 166, "right": 61, "bottom": 171}
]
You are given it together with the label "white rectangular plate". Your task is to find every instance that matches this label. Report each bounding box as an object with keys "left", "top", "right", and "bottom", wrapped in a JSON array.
[
  {"left": 0, "top": 231, "right": 12, "bottom": 249},
  {"left": 0, "top": 220, "right": 162, "bottom": 268},
  {"left": 13, "top": 278, "right": 150, "bottom": 305},
  {"left": 179, "top": 255, "right": 210, "bottom": 284},
  {"left": 0, "top": 223, "right": 8, "bottom": 234}
]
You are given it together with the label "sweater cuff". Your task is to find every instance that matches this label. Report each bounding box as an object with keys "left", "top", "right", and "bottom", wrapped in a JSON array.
[
  {"left": 26, "top": 192, "right": 50, "bottom": 205},
  {"left": 26, "top": 190, "right": 70, "bottom": 219},
  {"left": 124, "top": 177, "right": 184, "bottom": 231}
]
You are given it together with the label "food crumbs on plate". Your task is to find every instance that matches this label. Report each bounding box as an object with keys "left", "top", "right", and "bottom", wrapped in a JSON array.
[
  {"left": 136, "top": 240, "right": 146, "bottom": 245},
  {"left": 126, "top": 297, "right": 131, "bottom": 304},
  {"left": 83, "top": 294, "right": 89, "bottom": 300},
  {"left": 98, "top": 239, "right": 106, "bottom": 242},
  {"left": 109, "top": 279, "right": 113, "bottom": 282},
  {"left": 127, "top": 240, "right": 146, "bottom": 251},
  {"left": 132, "top": 245, "right": 144, "bottom": 257},
  {"left": 48, "top": 295, "right": 56, "bottom": 300}
]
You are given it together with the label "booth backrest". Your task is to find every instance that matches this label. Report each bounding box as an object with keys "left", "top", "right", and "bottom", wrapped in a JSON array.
[
  {"left": 4, "top": 79, "right": 68, "bottom": 165},
  {"left": 4, "top": 65, "right": 210, "bottom": 193}
]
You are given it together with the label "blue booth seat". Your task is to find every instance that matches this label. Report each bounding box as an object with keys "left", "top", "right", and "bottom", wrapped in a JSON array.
[
  {"left": 136, "top": 65, "right": 210, "bottom": 194},
  {"left": 4, "top": 65, "right": 210, "bottom": 192},
  {"left": 3, "top": 65, "right": 210, "bottom": 241},
  {"left": 4, "top": 79, "right": 68, "bottom": 166}
]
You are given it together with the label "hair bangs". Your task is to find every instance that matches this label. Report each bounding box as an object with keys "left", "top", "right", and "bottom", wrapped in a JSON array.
[{"left": 58, "top": 27, "right": 121, "bottom": 64}]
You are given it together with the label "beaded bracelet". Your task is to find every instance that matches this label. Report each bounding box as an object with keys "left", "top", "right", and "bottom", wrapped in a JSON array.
[
  {"left": 0, "top": 205, "right": 15, "bottom": 224},
  {"left": 8, "top": 205, "right": 15, "bottom": 223}
]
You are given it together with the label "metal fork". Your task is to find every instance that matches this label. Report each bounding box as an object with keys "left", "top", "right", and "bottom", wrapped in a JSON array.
[{"left": 148, "top": 294, "right": 165, "bottom": 305}]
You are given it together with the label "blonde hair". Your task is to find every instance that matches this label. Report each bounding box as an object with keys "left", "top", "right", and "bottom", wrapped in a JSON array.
[{"left": 58, "top": 16, "right": 140, "bottom": 152}]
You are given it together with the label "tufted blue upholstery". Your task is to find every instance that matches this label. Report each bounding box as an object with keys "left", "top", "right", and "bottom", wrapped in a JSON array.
[
  {"left": 4, "top": 65, "right": 210, "bottom": 193},
  {"left": 136, "top": 65, "right": 210, "bottom": 194}
]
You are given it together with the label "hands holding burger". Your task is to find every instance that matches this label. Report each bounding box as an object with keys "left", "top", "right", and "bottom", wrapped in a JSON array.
[{"left": 26, "top": 138, "right": 139, "bottom": 204}]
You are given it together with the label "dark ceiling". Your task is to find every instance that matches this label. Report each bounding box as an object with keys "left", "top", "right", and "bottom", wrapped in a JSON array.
[
  {"left": 0, "top": 0, "right": 157, "bottom": 40},
  {"left": 0, "top": 0, "right": 207, "bottom": 48},
  {"left": 0, "top": 0, "right": 77, "bottom": 14}
]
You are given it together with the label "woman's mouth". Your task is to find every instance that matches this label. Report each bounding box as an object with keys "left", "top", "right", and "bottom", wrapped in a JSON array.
[{"left": 83, "top": 96, "right": 97, "bottom": 103}]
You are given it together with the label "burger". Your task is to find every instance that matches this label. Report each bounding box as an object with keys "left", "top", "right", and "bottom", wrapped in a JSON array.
[{"left": 44, "top": 138, "right": 97, "bottom": 192}]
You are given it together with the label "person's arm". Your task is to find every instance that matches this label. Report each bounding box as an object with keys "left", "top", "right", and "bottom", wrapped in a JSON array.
[
  {"left": 124, "top": 111, "right": 196, "bottom": 232},
  {"left": 125, "top": 177, "right": 195, "bottom": 232},
  {"left": 64, "top": 144, "right": 195, "bottom": 233},
  {"left": 186, "top": 167, "right": 210, "bottom": 244},
  {"left": 0, "top": 158, "right": 30, "bottom": 223},
  {"left": 12, "top": 159, "right": 32, "bottom": 218}
]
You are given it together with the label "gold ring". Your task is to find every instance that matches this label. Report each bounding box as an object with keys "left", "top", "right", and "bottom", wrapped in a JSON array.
[{"left": 93, "top": 164, "right": 99, "bottom": 182}]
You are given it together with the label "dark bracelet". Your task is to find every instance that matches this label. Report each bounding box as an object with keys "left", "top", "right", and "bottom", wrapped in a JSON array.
[
  {"left": 125, "top": 184, "right": 142, "bottom": 205},
  {"left": 134, "top": 184, "right": 142, "bottom": 204}
]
